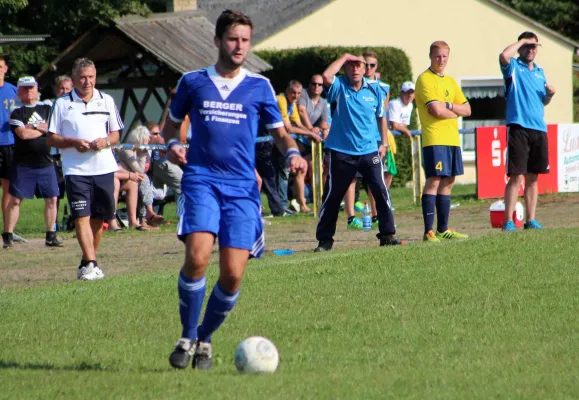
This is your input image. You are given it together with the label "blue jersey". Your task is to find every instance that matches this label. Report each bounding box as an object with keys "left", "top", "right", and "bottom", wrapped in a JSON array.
[
  {"left": 501, "top": 57, "right": 547, "bottom": 132},
  {"left": 0, "top": 82, "right": 17, "bottom": 146},
  {"left": 170, "top": 66, "right": 283, "bottom": 184},
  {"left": 324, "top": 76, "right": 385, "bottom": 156},
  {"left": 368, "top": 78, "right": 390, "bottom": 141}
]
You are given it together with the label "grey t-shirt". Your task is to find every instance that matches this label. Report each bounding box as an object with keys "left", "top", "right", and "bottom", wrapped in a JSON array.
[{"left": 297, "top": 90, "right": 328, "bottom": 145}]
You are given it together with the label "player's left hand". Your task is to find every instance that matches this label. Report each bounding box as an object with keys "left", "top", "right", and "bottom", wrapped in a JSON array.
[
  {"left": 545, "top": 84, "right": 556, "bottom": 97},
  {"left": 90, "top": 137, "right": 108, "bottom": 151},
  {"left": 378, "top": 144, "right": 387, "bottom": 159},
  {"left": 288, "top": 155, "right": 308, "bottom": 174}
]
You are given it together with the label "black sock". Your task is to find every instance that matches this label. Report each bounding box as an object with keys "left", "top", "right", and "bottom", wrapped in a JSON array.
[{"left": 348, "top": 216, "right": 355, "bottom": 224}]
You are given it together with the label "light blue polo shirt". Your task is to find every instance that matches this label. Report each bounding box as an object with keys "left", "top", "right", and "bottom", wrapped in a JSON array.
[
  {"left": 501, "top": 57, "right": 547, "bottom": 132},
  {"left": 368, "top": 78, "right": 389, "bottom": 141},
  {"left": 325, "top": 76, "right": 385, "bottom": 156}
]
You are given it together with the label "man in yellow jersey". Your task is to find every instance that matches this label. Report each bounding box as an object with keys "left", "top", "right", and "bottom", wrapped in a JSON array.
[{"left": 415, "top": 41, "right": 471, "bottom": 242}]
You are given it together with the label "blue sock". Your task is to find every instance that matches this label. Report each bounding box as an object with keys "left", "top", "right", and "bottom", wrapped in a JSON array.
[
  {"left": 421, "top": 194, "right": 436, "bottom": 234},
  {"left": 178, "top": 272, "right": 206, "bottom": 340},
  {"left": 436, "top": 194, "right": 451, "bottom": 232},
  {"left": 197, "top": 282, "right": 240, "bottom": 343}
]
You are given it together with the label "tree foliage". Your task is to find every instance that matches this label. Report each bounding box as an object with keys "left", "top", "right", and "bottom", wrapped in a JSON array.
[{"left": 497, "top": 0, "right": 578, "bottom": 41}]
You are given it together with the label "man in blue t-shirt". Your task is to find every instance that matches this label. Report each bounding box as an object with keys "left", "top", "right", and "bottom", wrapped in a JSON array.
[
  {"left": 161, "top": 10, "right": 307, "bottom": 371},
  {"left": 0, "top": 56, "right": 17, "bottom": 235},
  {"left": 314, "top": 54, "right": 404, "bottom": 252},
  {"left": 499, "top": 31, "right": 555, "bottom": 231}
]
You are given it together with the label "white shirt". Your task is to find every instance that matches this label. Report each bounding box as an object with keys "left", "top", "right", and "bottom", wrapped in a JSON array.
[
  {"left": 387, "top": 98, "right": 413, "bottom": 127},
  {"left": 48, "top": 89, "right": 123, "bottom": 176}
]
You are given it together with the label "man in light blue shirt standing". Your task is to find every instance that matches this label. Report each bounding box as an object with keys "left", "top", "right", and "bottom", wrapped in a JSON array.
[
  {"left": 499, "top": 31, "right": 555, "bottom": 231},
  {"left": 314, "top": 54, "right": 404, "bottom": 252}
]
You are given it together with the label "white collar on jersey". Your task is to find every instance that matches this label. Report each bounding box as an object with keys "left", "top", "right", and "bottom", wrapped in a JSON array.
[{"left": 207, "top": 65, "right": 247, "bottom": 100}]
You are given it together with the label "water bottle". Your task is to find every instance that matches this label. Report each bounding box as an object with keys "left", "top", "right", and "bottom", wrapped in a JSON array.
[{"left": 362, "top": 201, "right": 372, "bottom": 232}]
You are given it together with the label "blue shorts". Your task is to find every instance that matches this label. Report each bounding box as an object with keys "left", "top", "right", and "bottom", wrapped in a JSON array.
[
  {"left": 422, "top": 145, "right": 464, "bottom": 178},
  {"left": 177, "top": 176, "right": 264, "bottom": 258},
  {"left": 9, "top": 165, "right": 60, "bottom": 199}
]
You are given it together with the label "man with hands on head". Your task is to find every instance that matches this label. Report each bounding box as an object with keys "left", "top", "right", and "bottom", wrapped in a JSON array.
[
  {"left": 499, "top": 31, "right": 555, "bottom": 231},
  {"left": 314, "top": 53, "right": 403, "bottom": 252}
]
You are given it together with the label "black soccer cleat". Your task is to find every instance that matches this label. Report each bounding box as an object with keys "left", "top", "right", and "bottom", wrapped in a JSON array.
[
  {"left": 380, "top": 235, "right": 406, "bottom": 246},
  {"left": 45, "top": 232, "right": 64, "bottom": 247},
  {"left": 169, "top": 338, "right": 196, "bottom": 369},
  {"left": 314, "top": 239, "right": 333, "bottom": 252},
  {"left": 2, "top": 232, "right": 13, "bottom": 249},
  {"left": 192, "top": 341, "right": 212, "bottom": 370}
]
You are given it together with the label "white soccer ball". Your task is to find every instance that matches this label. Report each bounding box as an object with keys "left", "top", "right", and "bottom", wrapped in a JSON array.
[{"left": 234, "top": 336, "right": 279, "bottom": 374}]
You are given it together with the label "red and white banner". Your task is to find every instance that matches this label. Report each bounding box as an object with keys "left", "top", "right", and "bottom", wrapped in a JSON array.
[
  {"left": 475, "top": 124, "right": 561, "bottom": 199},
  {"left": 557, "top": 124, "right": 579, "bottom": 193}
]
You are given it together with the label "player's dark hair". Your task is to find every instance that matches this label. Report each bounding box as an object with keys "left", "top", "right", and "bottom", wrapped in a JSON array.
[
  {"left": 518, "top": 31, "right": 538, "bottom": 42},
  {"left": 215, "top": 10, "right": 253, "bottom": 39},
  {"left": 363, "top": 50, "right": 378, "bottom": 60},
  {"left": 0, "top": 55, "right": 6, "bottom": 63}
]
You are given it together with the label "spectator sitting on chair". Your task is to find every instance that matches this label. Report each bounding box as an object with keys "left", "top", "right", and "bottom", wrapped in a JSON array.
[
  {"left": 146, "top": 121, "right": 183, "bottom": 216},
  {"left": 273, "top": 80, "right": 317, "bottom": 213},
  {"left": 115, "top": 125, "right": 164, "bottom": 228},
  {"left": 2, "top": 76, "right": 63, "bottom": 249},
  {"left": 107, "top": 165, "right": 144, "bottom": 231}
]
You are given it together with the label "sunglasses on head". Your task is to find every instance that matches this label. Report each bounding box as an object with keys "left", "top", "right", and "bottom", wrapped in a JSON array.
[
  {"left": 367, "top": 63, "right": 377, "bottom": 68},
  {"left": 310, "top": 82, "right": 323, "bottom": 87}
]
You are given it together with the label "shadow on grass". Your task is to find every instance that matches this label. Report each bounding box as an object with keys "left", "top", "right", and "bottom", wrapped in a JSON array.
[
  {"left": 0, "top": 360, "right": 172, "bottom": 374},
  {"left": 0, "top": 360, "right": 106, "bottom": 371}
]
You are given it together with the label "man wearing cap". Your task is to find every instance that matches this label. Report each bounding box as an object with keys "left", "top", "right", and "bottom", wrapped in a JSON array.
[
  {"left": 314, "top": 54, "right": 403, "bottom": 252},
  {"left": 0, "top": 55, "right": 17, "bottom": 241},
  {"left": 386, "top": 81, "right": 415, "bottom": 188},
  {"left": 2, "top": 76, "right": 63, "bottom": 249},
  {"left": 47, "top": 58, "right": 123, "bottom": 280},
  {"left": 499, "top": 31, "right": 555, "bottom": 231}
]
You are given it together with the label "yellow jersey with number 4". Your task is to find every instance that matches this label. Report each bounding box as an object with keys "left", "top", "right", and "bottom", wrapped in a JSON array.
[{"left": 415, "top": 69, "right": 467, "bottom": 147}]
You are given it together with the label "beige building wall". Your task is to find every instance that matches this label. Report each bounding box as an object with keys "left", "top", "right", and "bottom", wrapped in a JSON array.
[{"left": 255, "top": 0, "right": 575, "bottom": 127}]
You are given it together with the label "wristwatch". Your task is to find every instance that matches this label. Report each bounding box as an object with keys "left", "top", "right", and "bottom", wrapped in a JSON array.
[{"left": 106, "top": 138, "right": 111, "bottom": 147}]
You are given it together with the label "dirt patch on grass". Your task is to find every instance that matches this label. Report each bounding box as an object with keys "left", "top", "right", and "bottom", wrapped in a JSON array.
[{"left": 1, "top": 194, "right": 578, "bottom": 289}]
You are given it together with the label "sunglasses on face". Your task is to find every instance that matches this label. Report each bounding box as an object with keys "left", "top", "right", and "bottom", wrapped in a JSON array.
[
  {"left": 310, "top": 82, "right": 323, "bottom": 87},
  {"left": 366, "top": 63, "right": 377, "bottom": 68},
  {"left": 150, "top": 131, "right": 160, "bottom": 136}
]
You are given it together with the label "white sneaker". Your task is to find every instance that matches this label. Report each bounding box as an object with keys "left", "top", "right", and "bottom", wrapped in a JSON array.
[
  {"left": 77, "top": 262, "right": 105, "bottom": 281},
  {"left": 290, "top": 199, "right": 301, "bottom": 213}
]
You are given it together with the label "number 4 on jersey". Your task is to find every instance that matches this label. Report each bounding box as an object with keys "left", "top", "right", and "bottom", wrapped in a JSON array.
[{"left": 435, "top": 161, "right": 443, "bottom": 171}]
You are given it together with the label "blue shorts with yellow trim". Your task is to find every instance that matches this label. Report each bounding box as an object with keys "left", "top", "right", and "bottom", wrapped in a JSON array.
[
  {"left": 177, "top": 175, "right": 264, "bottom": 258},
  {"left": 422, "top": 145, "right": 464, "bottom": 178}
]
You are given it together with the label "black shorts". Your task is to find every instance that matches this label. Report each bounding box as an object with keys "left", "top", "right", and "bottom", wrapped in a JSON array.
[
  {"left": 506, "top": 124, "right": 549, "bottom": 176},
  {"left": 0, "top": 145, "right": 14, "bottom": 180},
  {"left": 65, "top": 173, "right": 115, "bottom": 220}
]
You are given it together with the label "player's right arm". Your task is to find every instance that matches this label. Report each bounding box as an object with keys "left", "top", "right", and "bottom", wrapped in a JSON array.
[
  {"left": 499, "top": 38, "right": 538, "bottom": 66},
  {"left": 10, "top": 107, "right": 43, "bottom": 140},
  {"left": 162, "top": 75, "right": 191, "bottom": 165},
  {"left": 322, "top": 54, "right": 365, "bottom": 87},
  {"left": 46, "top": 100, "right": 91, "bottom": 152}
]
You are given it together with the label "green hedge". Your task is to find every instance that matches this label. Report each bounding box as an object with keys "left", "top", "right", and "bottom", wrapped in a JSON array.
[{"left": 255, "top": 46, "right": 417, "bottom": 188}]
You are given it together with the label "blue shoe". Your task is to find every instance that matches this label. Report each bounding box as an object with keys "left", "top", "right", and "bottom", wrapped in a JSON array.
[
  {"left": 347, "top": 217, "right": 363, "bottom": 230},
  {"left": 524, "top": 220, "right": 543, "bottom": 230},
  {"left": 502, "top": 221, "right": 517, "bottom": 232},
  {"left": 354, "top": 201, "right": 364, "bottom": 213}
]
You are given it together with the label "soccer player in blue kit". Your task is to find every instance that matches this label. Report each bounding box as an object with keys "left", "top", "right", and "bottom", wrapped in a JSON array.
[{"left": 161, "top": 10, "right": 307, "bottom": 370}]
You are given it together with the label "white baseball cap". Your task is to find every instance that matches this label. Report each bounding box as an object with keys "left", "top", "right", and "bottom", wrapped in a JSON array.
[
  {"left": 401, "top": 81, "right": 415, "bottom": 92},
  {"left": 17, "top": 76, "right": 38, "bottom": 87}
]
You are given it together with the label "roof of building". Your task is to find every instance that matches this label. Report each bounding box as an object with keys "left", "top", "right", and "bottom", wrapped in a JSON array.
[
  {"left": 115, "top": 10, "right": 271, "bottom": 73},
  {"left": 197, "top": 0, "right": 334, "bottom": 44},
  {"left": 0, "top": 34, "right": 49, "bottom": 45}
]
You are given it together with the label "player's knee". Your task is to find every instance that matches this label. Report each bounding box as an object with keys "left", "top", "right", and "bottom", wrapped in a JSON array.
[
  {"left": 9, "top": 196, "right": 22, "bottom": 207},
  {"left": 184, "top": 251, "right": 210, "bottom": 272},
  {"left": 508, "top": 174, "right": 524, "bottom": 186},
  {"left": 525, "top": 173, "right": 538, "bottom": 184},
  {"left": 219, "top": 271, "right": 244, "bottom": 292}
]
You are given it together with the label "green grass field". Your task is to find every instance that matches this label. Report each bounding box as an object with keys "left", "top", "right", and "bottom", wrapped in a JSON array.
[{"left": 1, "top": 186, "right": 578, "bottom": 399}]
